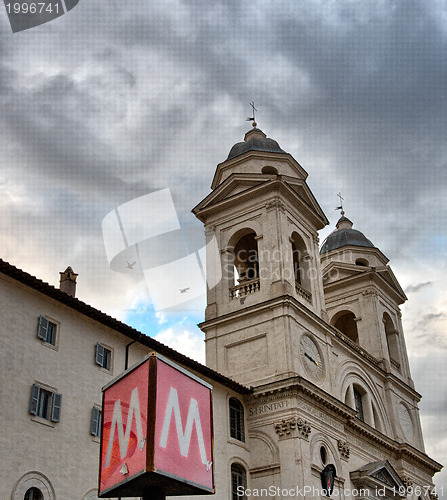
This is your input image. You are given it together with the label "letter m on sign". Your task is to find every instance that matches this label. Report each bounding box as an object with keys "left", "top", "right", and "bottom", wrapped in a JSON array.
[
  {"left": 159, "top": 387, "right": 208, "bottom": 465},
  {"left": 104, "top": 387, "right": 144, "bottom": 467},
  {"left": 154, "top": 358, "right": 213, "bottom": 490}
]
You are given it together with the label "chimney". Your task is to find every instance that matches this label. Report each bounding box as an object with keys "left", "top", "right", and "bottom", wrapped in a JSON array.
[{"left": 59, "top": 266, "right": 78, "bottom": 297}]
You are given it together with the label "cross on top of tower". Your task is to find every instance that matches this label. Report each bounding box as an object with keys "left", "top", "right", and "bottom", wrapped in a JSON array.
[
  {"left": 246, "top": 101, "right": 258, "bottom": 128},
  {"left": 335, "top": 192, "right": 345, "bottom": 217}
]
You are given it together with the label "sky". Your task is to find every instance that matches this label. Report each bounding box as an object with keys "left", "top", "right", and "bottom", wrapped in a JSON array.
[{"left": 1, "top": 0, "right": 446, "bottom": 491}]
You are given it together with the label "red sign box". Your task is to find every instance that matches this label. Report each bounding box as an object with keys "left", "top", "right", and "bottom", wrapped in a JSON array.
[{"left": 99, "top": 353, "right": 214, "bottom": 497}]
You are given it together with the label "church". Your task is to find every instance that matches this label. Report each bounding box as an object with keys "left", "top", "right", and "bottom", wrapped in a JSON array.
[{"left": 1, "top": 126, "right": 441, "bottom": 499}]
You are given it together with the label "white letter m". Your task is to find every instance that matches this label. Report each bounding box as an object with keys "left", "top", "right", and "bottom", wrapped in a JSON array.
[
  {"left": 104, "top": 387, "right": 144, "bottom": 467},
  {"left": 159, "top": 387, "right": 207, "bottom": 465}
]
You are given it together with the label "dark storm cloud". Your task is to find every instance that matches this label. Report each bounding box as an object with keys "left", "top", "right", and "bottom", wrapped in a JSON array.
[
  {"left": 4, "top": 1, "right": 445, "bottom": 208},
  {"left": 266, "top": 1, "right": 447, "bottom": 193},
  {"left": 0, "top": 0, "right": 444, "bottom": 279},
  {"left": 0, "top": 62, "right": 154, "bottom": 210},
  {"left": 101, "top": 1, "right": 447, "bottom": 220}
]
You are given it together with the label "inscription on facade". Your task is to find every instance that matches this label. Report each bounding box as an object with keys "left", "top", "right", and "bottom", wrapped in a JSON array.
[
  {"left": 400, "top": 461, "right": 432, "bottom": 481},
  {"left": 297, "top": 401, "right": 344, "bottom": 431},
  {"left": 350, "top": 435, "right": 383, "bottom": 458},
  {"left": 249, "top": 400, "right": 290, "bottom": 417}
]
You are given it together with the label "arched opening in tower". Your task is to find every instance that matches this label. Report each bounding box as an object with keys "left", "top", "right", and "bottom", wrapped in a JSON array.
[
  {"left": 383, "top": 312, "right": 400, "bottom": 368},
  {"left": 332, "top": 311, "right": 359, "bottom": 344},
  {"left": 233, "top": 232, "right": 259, "bottom": 283},
  {"left": 291, "top": 232, "right": 311, "bottom": 293}
]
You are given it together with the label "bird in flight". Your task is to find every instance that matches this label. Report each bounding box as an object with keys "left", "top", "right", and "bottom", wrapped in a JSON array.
[
  {"left": 126, "top": 261, "right": 136, "bottom": 269},
  {"left": 179, "top": 287, "right": 190, "bottom": 294}
]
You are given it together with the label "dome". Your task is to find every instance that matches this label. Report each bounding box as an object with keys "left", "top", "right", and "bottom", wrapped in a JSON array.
[
  {"left": 227, "top": 127, "right": 286, "bottom": 160},
  {"left": 320, "top": 216, "right": 375, "bottom": 254}
]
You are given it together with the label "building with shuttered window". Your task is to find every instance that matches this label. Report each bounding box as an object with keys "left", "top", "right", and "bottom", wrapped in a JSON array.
[
  {"left": 1, "top": 127, "right": 442, "bottom": 500},
  {"left": 0, "top": 259, "right": 251, "bottom": 500}
]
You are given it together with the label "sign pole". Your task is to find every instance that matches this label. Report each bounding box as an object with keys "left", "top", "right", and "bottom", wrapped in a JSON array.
[{"left": 143, "top": 487, "right": 165, "bottom": 500}]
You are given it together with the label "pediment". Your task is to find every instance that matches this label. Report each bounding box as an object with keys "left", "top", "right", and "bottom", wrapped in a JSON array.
[
  {"left": 375, "top": 267, "right": 407, "bottom": 301},
  {"left": 322, "top": 262, "right": 367, "bottom": 284},
  {"left": 372, "top": 468, "right": 397, "bottom": 487},
  {"left": 351, "top": 460, "right": 406, "bottom": 498},
  {"left": 283, "top": 177, "right": 327, "bottom": 223},
  {"left": 193, "top": 173, "right": 328, "bottom": 228},
  {"left": 321, "top": 263, "right": 407, "bottom": 302},
  {"left": 193, "top": 174, "right": 272, "bottom": 213}
]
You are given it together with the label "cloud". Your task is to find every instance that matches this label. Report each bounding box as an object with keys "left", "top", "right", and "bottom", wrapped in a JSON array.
[
  {"left": 154, "top": 327, "right": 205, "bottom": 363},
  {"left": 419, "top": 312, "right": 446, "bottom": 324},
  {"left": 405, "top": 282, "right": 433, "bottom": 293}
]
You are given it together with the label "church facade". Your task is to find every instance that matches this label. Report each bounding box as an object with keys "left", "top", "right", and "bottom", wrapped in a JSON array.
[
  {"left": 0, "top": 127, "right": 441, "bottom": 499},
  {"left": 193, "top": 125, "right": 441, "bottom": 499}
]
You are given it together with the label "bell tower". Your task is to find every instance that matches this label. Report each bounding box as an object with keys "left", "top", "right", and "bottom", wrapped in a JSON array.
[
  {"left": 193, "top": 126, "right": 329, "bottom": 386},
  {"left": 320, "top": 214, "right": 413, "bottom": 385}
]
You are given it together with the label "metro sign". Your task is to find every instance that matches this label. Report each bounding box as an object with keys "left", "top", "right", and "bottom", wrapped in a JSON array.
[{"left": 99, "top": 353, "right": 214, "bottom": 497}]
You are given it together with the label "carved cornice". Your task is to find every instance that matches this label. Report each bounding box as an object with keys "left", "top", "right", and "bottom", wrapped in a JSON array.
[
  {"left": 397, "top": 443, "right": 443, "bottom": 476},
  {"left": 338, "top": 439, "right": 350, "bottom": 460},
  {"left": 265, "top": 199, "right": 286, "bottom": 212},
  {"left": 274, "top": 417, "right": 311, "bottom": 438}
]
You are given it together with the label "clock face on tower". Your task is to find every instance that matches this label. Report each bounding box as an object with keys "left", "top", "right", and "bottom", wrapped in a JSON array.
[
  {"left": 300, "top": 334, "right": 324, "bottom": 382},
  {"left": 398, "top": 402, "right": 414, "bottom": 441}
]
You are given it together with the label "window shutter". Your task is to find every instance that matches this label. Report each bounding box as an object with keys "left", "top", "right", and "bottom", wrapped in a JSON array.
[
  {"left": 95, "top": 343, "right": 104, "bottom": 366},
  {"left": 51, "top": 393, "right": 62, "bottom": 422},
  {"left": 98, "top": 408, "right": 102, "bottom": 437},
  {"left": 37, "top": 315, "right": 49, "bottom": 340},
  {"left": 229, "top": 398, "right": 245, "bottom": 442},
  {"left": 29, "top": 384, "right": 40, "bottom": 415},
  {"left": 91, "top": 406, "right": 101, "bottom": 436}
]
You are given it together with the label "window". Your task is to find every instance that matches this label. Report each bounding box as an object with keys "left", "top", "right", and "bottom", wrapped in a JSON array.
[
  {"left": 37, "top": 315, "right": 56, "bottom": 345},
  {"left": 353, "top": 387, "right": 364, "bottom": 421},
  {"left": 233, "top": 232, "right": 259, "bottom": 282},
  {"left": 95, "top": 343, "right": 112, "bottom": 371},
  {"left": 231, "top": 463, "right": 247, "bottom": 500},
  {"left": 30, "top": 384, "right": 62, "bottom": 422},
  {"left": 383, "top": 313, "right": 400, "bottom": 369},
  {"left": 24, "top": 488, "right": 43, "bottom": 500},
  {"left": 13, "top": 471, "right": 54, "bottom": 500},
  {"left": 261, "top": 165, "right": 278, "bottom": 175},
  {"left": 332, "top": 310, "right": 359, "bottom": 344},
  {"left": 355, "top": 258, "right": 369, "bottom": 266},
  {"left": 229, "top": 398, "right": 245, "bottom": 442},
  {"left": 91, "top": 406, "right": 102, "bottom": 437},
  {"left": 320, "top": 445, "right": 327, "bottom": 465},
  {"left": 291, "top": 232, "right": 311, "bottom": 291}
]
